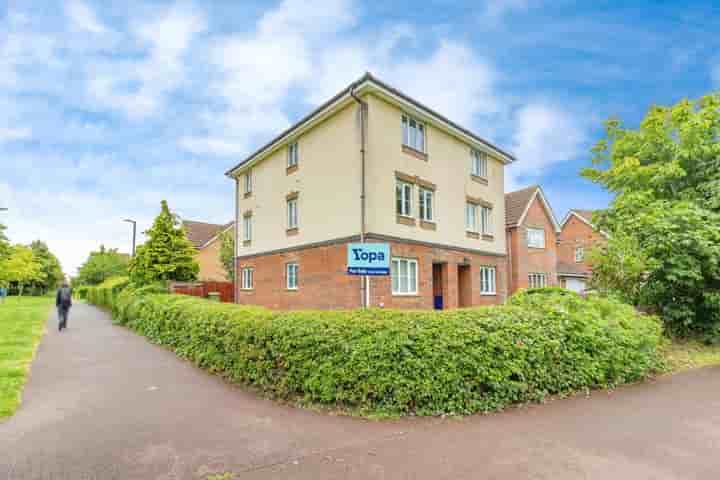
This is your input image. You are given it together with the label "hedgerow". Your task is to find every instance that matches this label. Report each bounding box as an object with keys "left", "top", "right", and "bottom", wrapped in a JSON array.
[
  {"left": 108, "top": 288, "right": 664, "bottom": 417},
  {"left": 84, "top": 277, "right": 130, "bottom": 310}
]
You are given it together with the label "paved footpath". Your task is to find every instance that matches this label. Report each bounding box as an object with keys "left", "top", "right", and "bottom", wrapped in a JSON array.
[{"left": 2, "top": 303, "right": 720, "bottom": 480}]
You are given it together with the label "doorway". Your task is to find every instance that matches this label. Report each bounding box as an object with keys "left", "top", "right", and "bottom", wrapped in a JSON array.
[
  {"left": 432, "top": 263, "right": 444, "bottom": 310},
  {"left": 458, "top": 264, "right": 471, "bottom": 308}
]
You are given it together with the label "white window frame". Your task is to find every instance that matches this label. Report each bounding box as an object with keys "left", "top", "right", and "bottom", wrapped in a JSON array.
[
  {"left": 575, "top": 246, "right": 584, "bottom": 263},
  {"left": 402, "top": 114, "right": 426, "bottom": 153},
  {"left": 471, "top": 149, "right": 488, "bottom": 178},
  {"left": 528, "top": 273, "right": 547, "bottom": 289},
  {"left": 466, "top": 202, "right": 479, "bottom": 232},
  {"left": 418, "top": 187, "right": 434, "bottom": 222},
  {"left": 391, "top": 257, "right": 418, "bottom": 295},
  {"left": 244, "top": 170, "right": 252, "bottom": 194},
  {"left": 481, "top": 206, "right": 492, "bottom": 235},
  {"left": 527, "top": 227, "right": 545, "bottom": 248},
  {"left": 396, "top": 180, "right": 413, "bottom": 217},
  {"left": 240, "top": 267, "right": 254, "bottom": 290},
  {"left": 243, "top": 215, "right": 252, "bottom": 242},
  {"left": 287, "top": 142, "right": 299, "bottom": 168},
  {"left": 287, "top": 198, "right": 298, "bottom": 229},
  {"left": 286, "top": 262, "right": 298, "bottom": 290},
  {"left": 480, "top": 266, "right": 497, "bottom": 295}
]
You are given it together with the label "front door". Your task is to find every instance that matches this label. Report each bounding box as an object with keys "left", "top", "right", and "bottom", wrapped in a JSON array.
[
  {"left": 432, "top": 263, "right": 444, "bottom": 309},
  {"left": 458, "top": 264, "right": 471, "bottom": 307}
]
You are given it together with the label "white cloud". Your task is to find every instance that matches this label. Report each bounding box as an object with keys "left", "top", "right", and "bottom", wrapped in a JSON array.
[
  {"left": 66, "top": 0, "right": 108, "bottom": 34},
  {"left": 0, "top": 127, "right": 32, "bottom": 143}
]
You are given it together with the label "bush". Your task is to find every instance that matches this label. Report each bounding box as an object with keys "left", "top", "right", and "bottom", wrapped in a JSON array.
[
  {"left": 111, "top": 291, "right": 664, "bottom": 417},
  {"left": 85, "top": 277, "right": 130, "bottom": 310}
]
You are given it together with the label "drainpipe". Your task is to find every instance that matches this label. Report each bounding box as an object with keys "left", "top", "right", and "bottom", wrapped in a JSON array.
[
  {"left": 234, "top": 176, "right": 240, "bottom": 304},
  {"left": 350, "top": 83, "right": 369, "bottom": 308}
]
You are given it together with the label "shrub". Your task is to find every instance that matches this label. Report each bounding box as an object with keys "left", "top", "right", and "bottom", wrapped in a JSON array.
[
  {"left": 111, "top": 291, "right": 664, "bottom": 417},
  {"left": 85, "top": 277, "right": 130, "bottom": 310}
]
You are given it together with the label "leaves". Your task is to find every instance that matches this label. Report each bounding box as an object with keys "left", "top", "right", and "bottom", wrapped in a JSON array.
[
  {"left": 75, "top": 245, "right": 129, "bottom": 286},
  {"left": 219, "top": 229, "right": 235, "bottom": 281}
]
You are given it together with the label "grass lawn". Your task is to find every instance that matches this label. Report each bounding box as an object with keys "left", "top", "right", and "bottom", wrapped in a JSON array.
[
  {"left": 662, "top": 339, "right": 720, "bottom": 372},
  {"left": 0, "top": 296, "right": 53, "bottom": 420}
]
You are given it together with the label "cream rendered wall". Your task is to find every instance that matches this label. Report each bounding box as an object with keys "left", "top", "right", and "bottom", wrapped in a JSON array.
[
  {"left": 364, "top": 94, "right": 507, "bottom": 255},
  {"left": 236, "top": 101, "right": 362, "bottom": 256}
]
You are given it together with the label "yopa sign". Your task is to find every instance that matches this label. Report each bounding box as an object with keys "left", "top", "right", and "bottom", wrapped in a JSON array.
[{"left": 347, "top": 243, "right": 390, "bottom": 275}]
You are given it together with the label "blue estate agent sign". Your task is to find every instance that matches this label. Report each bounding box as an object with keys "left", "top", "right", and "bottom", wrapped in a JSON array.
[{"left": 347, "top": 243, "right": 390, "bottom": 275}]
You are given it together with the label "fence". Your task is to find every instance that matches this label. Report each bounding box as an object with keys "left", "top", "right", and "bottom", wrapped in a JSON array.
[{"left": 169, "top": 281, "right": 234, "bottom": 303}]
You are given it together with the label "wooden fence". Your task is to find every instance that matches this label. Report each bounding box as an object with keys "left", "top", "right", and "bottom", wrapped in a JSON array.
[{"left": 169, "top": 281, "right": 234, "bottom": 303}]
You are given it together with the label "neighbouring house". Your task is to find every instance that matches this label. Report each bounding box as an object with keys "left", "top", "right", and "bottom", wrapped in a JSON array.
[
  {"left": 505, "top": 185, "right": 561, "bottom": 295},
  {"left": 183, "top": 220, "right": 234, "bottom": 282},
  {"left": 557, "top": 209, "right": 608, "bottom": 293},
  {"left": 225, "top": 72, "right": 516, "bottom": 310}
]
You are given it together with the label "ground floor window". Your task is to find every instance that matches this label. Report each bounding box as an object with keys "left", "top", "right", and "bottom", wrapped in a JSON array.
[
  {"left": 392, "top": 257, "right": 418, "bottom": 295},
  {"left": 528, "top": 273, "right": 547, "bottom": 289},
  {"left": 240, "top": 267, "right": 254, "bottom": 290},
  {"left": 286, "top": 262, "right": 298, "bottom": 290},
  {"left": 480, "top": 266, "right": 496, "bottom": 295}
]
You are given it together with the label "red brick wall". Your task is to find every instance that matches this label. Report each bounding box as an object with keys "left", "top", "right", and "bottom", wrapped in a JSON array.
[
  {"left": 507, "top": 196, "right": 559, "bottom": 295},
  {"left": 236, "top": 239, "right": 508, "bottom": 310},
  {"left": 557, "top": 215, "right": 606, "bottom": 275}
]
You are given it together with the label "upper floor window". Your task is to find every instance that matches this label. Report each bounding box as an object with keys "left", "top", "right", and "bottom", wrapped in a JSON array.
[
  {"left": 243, "top": 215, "right": 252, "bottom": 242},
  {"left": 286, "top": 262, "right": 299, "bottom": 290},
  {"left": 243, "top": 170, "right": 252, "bottom": 195},
  {"left": 240, "top": 267, "right": 254, "bottom": 290},
  {"left": 287, "top": 198, "right": 298, "bottom": 229},
  {"left": 480, "top": 266, "right": 496, "bottom": 295},
  {"left": 288, "top": 142, "right": 299, "bottom": 168},
  {"left": 471, "top": 150, "right": 488, "bottom": 178},
  {"left": 481, "top": 206, "right": 492, "bottom": 235},
  {"left": 392, "top": 257, "right": 418, "bottom": 295},
  {"left": 529, "top": 273, "right": 547, "bottom": 289},
  {"left": 575, "top": 246, "right": 584, "bottom": 262},
  {"left": 527, "top": 227, "right": 545, "bottom": 248},
  {"left": 418, "top": 187, "right": 434, "bottom": 222},
  {"left": 396, "top": 180, "right": 413, "bottom": 217},
  {"left": 466, "top": 202, "right": 479, "bottom": 232},
  {"left": 402, "top": 114, "right": 425, "bottom": 153}
]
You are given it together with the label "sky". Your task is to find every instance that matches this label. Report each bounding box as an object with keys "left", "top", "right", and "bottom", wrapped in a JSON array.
[{"left": 1, "top": 0, "right": 719, "bottom": 275}]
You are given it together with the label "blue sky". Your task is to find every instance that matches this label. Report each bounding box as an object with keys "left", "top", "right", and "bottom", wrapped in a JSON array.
[{"left": 1, "top": 0, "right": 719, "bottom": 274}]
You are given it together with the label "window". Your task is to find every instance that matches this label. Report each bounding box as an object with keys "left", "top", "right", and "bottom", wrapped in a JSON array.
[
  {"left": 392, "top": 258, "right": 418, "bottom": 295},
  {"left": 286, "top": 263, "right": 298, "bottom": 290},
  {"left": 396, "top": 180, "right": 413, "bottom": 217},
  {"left": 466, "top": 202, "right": 479, "bottom": 232},
  {"left": 480, "top": 266, "right": 496, "bottom": 295},
  {"left": 243, "top": 215, "right": 252, "bottom": 242},
  {"left": 575, "top": 246, "right": 584, "bottom": 263},
  {"left": 244, "top": 171, "right": 252, "bottom": 194},
  {"left": 481, "top": 206, "right": 492, "bottom": 235},
  {"left": 529, "top": 273, "right": 547, "bottom": 289},
  {"left": 287, "top": 198, "right": 298, "bottom": 229},
  {"left": 288, "top": 142, "right": 299, "bottom": 168},
  {"left": 527, "top": 227, "right": 545, "bottom": 248},
  {"left": 402, "top": 114, "right": 426, "bottom": 152},
  {"left": 419, "top": 188, "right": 434, "bottom": 222},
  {"left": 240, "top": 268, "right": 254, "bottom": 290},
  {"left": 471, "top": 150, "right": 488, "bottom": 178}
]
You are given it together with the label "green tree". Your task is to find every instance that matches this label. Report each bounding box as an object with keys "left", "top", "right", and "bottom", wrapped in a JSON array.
[
  {"left": 219, "top": 228, "right": 235, "bottom": 281},
  {"left": 0, "top": 223, "right": 9, "bottom": 261},
  {"left": 0, "top": 245, "right": 41, "bottom": 295},
  {"left": 588, "top": 232, "right": 653, "bottom": 305},
  {"left": 75, "top": 245, "right": 129, "bottom": 286},
  {"left": 583, "top": 93, "right": 720, "bottom": 337},
  {"left": 29, "top": 240, "right": 64, "bottom": 294},
  {"left": 129, "top": 200, "right": 199, "bottom": 285}
]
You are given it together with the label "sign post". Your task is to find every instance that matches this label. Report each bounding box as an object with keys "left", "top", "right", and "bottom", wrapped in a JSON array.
[{"left": 347, "top": 243, "right": 390, "bottom": 276}]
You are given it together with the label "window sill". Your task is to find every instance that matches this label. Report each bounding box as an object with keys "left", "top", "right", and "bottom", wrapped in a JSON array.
[
  {"left": 402, "top": 145, "right": 428, "bottom": 161},
  {"left": 286, "top": 288, "right": 298, "bottom": 292},
  {"left": 482, "top": 234, "right": 494, "bottom": 241},
  {"left": 466, "top": 231, "right": 480, "bottom": 239},
  {"left": 480, "top": 292, "right": 497, "bottom": 296},
  {"left": 392, "top": 292, "right": 420, "bottom": 297},
  {"left": 239, "top": 288, "right": 254, "bottom": 292},
  {"left": 242, "top": 240, "right": 252, "bottom": 247},
  {"left": 396, "top": 215, "right": 416, "bottom": 227},
  {"left": 243, "top": 192, "right": 252, "bottom": 199},
  {"left": 419, "top": 220, "right": 436, "bottom": 231},
  {"left": 286, "top": 227, "right": 299, "bottom": 236},
  {"left": 528, "top": 246, "right": 546, "bottom": 250},
  {"left": 470, "top": 175, "right": 489, "bottom": 186},
  {"left": 286, "top": 164, "right": 298, "bottom": 175}
]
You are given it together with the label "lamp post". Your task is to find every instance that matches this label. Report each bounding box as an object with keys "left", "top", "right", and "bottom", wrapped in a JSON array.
[{"left": 123, "top": 219, "right": 137, "bottom": 257}]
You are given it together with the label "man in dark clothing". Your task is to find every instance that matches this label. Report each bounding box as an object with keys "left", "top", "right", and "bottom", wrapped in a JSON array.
[{"left": 56, "top": 282, "right": 72, "bottom": 331}]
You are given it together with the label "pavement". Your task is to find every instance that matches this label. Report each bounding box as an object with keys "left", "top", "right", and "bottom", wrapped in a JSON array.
[{"left": 1, "top": 303, "right": 720, "bottom": 480}]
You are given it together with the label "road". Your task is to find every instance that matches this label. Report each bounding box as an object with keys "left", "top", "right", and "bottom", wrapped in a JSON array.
[{"left": 1, "top": 302, "right": 719, "bottom": 479}]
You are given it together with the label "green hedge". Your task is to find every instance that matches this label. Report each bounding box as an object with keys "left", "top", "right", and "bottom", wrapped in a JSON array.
[
  {"left": 84, "top": 277, "right": 130, "bottom": 310},
  {"left": 111, "top": 288, "right": 664, "bottom": 417}
]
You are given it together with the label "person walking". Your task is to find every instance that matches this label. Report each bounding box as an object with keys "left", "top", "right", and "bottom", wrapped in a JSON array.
[
  {"left": 56, "top": 282, "right": 72, "bottom": 331},
  {"left": 0, "top": 286, "right": 7, "bottom": 304}
]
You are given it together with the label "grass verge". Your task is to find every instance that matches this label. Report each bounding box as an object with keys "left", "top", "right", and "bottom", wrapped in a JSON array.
[
  {"left": 0, "top": 296, "right": 53, "bottom": 420},
  {"left": 662, "top": 339, "right": 720, "bottom": 372}
]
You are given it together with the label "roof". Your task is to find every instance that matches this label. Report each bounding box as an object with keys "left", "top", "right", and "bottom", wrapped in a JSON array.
[
  {"left": 557, "top": 261, "right": 591, "bottom": 277},
  {"left": 571, "top": 209, "right": 595, "bottom": 224},
  {"left": 225, "top": 72, "right": 516, "bottom": 177},
  {"left": 505, "top": 185, "right": 561, "bottom": 232},
  {"left": 183, "top": 220, "right": 234, "bottom": 249}
]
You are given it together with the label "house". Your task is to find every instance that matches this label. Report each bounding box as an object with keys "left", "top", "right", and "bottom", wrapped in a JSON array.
[
  {"left": 505, "top": 185, "right": 561, "bottom": 295},
  {"left": 557, "top": 209, "right": 607, "bottom": 292},
  {"left": 183, "top": 220, "right": 234, "bottom": 282},
  {"left": 225, "top": 73, "right": 516, "bottom": 310}
]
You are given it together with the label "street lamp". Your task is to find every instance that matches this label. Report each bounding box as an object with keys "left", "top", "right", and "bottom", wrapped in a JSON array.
[
  {"left": 0, "top": 208, "right": 7, "bottom": 211},
  {"left": 123, "top": 219, "right": 137, "bottom": 257}
]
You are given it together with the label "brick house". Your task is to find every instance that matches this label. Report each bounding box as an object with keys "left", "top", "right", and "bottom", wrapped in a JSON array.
[
  {"left": 225, "top": 73, "right": 516, "bottom": 310},
  {"left": 504, "top": 185, "right": 561, "bottom": 295},
  {"left": 183, "top": 220, "right": 234, "bottom": 282},
  {"left": 557, "top": 209, "right": 608, "bottom": 292}
]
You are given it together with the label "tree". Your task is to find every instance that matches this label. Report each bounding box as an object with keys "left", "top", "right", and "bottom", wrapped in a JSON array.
[
  {"left": 29, "top": 240, "right": 64, "bottom": 294},
  {"left": 128, "top": 200, "right": 199, "bottom": 285},
  {"left": 219, "top": 228, "right": 235, "bottom": 281},
  {"left": 0, "top": 245, "right": 41, "bottom": 295},
  {"left": 75, "top": 245, "right": 129, "bottom": 286},
  {"left": 0, "top": 223, "right": 9, "bottom": 261},
  {"left": 583, "top": 93, "right": 720, "bottom": 337},
  {"left": 588, "top": 232, "right": 653, "bottom": 305}
]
